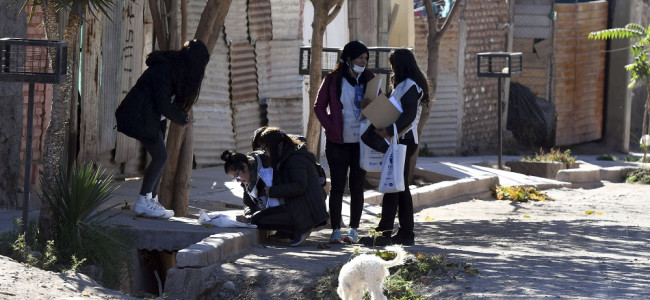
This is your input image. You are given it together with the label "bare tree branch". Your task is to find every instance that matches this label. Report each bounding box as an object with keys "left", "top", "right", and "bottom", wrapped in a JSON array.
[
  {"left": 181, "top": 0, "right": 188, "bottom": 43},
  {"left": 325, "top": 0, "right": 343, "bottom": 26},
  {"left": 148, "top": 0, "right": 167, "bottom": 50},
  {"left": 166, "top": 0, "right": 179, "bottom": 49},
  {"left": 437, "top": 1, "right": 461, "bottom": 39}
]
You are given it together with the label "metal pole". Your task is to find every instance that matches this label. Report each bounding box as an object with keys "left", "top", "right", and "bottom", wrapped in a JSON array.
[
  {"left": 23, "top": 82, "right": 34, "bottom": 234},
  {"left": 497, "top": 77, "right": 503, "bottom": 170}
]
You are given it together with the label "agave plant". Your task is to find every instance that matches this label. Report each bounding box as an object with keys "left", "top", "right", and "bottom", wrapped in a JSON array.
[
  {"left": 39, "top": 162, "right": 130, "bottom": 288},
  {"left": 40, "top": 163, "right": 119, "bottom": 240},
  {"left": 589, "top": 24, "right": 650, "bottom": 162}
]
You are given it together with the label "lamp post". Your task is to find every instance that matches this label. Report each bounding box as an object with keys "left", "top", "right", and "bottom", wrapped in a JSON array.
[
  {"left": 477, "top": 52, "right": 522, "bottom": 169},
  {"left": 0, "top": 38, "right": 67, "bottom": 234}
]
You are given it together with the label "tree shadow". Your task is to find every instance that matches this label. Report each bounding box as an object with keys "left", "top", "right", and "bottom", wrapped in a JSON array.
[{"left": 408, "top": 218, "right": 650, "bottom": 297}]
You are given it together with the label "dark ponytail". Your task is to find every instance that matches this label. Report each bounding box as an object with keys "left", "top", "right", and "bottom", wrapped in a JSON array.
[{"left": 221, "top": 150, "right": 249, "bottom": 174}]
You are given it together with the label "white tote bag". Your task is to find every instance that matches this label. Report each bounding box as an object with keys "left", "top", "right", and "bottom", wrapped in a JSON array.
[
  {"left": 359, "top": 119, "right": 385, "bottom": 172},
  {"left": 378, "top": 124, "right": 407, "bottom": 193}
]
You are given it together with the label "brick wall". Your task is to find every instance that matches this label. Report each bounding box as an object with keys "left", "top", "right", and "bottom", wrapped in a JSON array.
[{"left": 461, "top": 0, "right": 510, "bottom": 154}]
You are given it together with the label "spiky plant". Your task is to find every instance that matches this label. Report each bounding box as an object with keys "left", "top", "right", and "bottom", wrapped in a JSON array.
[
  {"left": 589, "top": 24, "right": 650, "bottom": 162},
  {"left": 39, "top": 162, "right": 130, "bottom": 288}
]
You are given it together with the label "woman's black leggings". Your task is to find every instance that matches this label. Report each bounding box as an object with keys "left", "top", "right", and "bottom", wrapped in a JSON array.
[
  {"left": 376, "top": 138, "right": 417, "bottom": 238},
  {"left": 139, "top": 130, "right": 167, "bottom": 197}
]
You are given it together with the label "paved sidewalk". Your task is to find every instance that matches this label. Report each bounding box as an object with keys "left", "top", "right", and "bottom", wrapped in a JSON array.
[
  {"left": 1, "top": 154, "right": 642, "bottom": 251},
  {"left": 0, "top": 153, "right": 643, "bottom": 298}
]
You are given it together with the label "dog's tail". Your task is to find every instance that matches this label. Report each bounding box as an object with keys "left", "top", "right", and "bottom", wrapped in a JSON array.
[{"left": 382, "top": 245, "right": 406, "bottom": 268}]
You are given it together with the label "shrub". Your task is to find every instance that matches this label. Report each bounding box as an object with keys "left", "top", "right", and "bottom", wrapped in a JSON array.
[
  {"left": 597, "top": 154, "right": 617, "bottom": 161},
  {"left": 39, "top": 162, "right": 131, "bottom": 288},
  {"left": 522, "top": 148, "right": 577, "bottom": 168},
  {"left": 626, "top": 168, "right": 650, "bottom": 184},
  {"left": 492, "top": 185, "right": 553, "bottom": 202},
  {"left": 0, "top": 219, "right": 57, "bottom": 270}
]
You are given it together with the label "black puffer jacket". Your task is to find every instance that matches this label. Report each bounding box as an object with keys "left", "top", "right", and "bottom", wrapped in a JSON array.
[
  {"left": 268, "top": 145, "right": 329, "bottom": 237},
  {"left": 115, "top": 55, "right": 189, "bottom": 143}
]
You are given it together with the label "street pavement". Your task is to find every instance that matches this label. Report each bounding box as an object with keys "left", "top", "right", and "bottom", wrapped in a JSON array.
[
  {"left": 0, "top": 152, "right": 645, "bottom": 298},
  {"left": 0, "top": 153, "right": 642, "bottom": 251}
]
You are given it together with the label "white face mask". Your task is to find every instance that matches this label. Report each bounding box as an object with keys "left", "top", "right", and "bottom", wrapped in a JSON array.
[{"left": 352, "top": 64, "right": 365, "bottom": 74}]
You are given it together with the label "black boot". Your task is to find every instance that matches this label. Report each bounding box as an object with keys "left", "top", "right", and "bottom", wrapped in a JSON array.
[{"left": 391, "top": 230, "right": 414, "bottom": 246}]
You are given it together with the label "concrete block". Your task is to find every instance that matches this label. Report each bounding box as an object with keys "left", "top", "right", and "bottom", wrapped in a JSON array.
[
  {"left": 506, "top": 161, "right": 569, "bottom": 179},
  {"left": 176, "top": 247, "right": 208, "bottom": 268},
  {"left": 193, "top": 241, "right": 222, "bottom": 265},
  {"left": 556, "top": 168, "right": 600, "bottom": 183},
  {"left": 413, "top": 175, "right": 497, "bottom": 210},
  {"left": 364, "top": 190, "right": 383, "bottom": 205},
  {"left": 218, "top": 232, "right": 251, "bottom": 261},
  {"left": 600, "top": 166, "right": 637, "bottom": 182},
  {"left": 165, "top": 263, "right": 222, "bottom": 300}
]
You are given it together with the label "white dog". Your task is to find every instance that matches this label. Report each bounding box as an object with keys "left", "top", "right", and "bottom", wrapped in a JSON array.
[{"left": 337, "top": 245, "right": 406, "bottom": 300}]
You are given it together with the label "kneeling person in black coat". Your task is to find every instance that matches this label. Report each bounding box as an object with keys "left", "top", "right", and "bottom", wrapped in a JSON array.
[{"left": 254, "top": 127, "right": 329, "bottom": 247}]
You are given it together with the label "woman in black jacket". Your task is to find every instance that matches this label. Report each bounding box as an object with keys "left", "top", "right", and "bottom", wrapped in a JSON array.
[
  {"left": 255, "top": 127, "right": 329, "bottom": 247},
  {"left": 359, "top": 49, "right": 431, "bottom": 247},
  {"left": 115, "top": 39, "right": 210, "bottom": 219}
]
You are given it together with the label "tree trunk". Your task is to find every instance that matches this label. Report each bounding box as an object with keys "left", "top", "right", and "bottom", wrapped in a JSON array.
[
  {"left": 167, "top": 0, "right": 179, "bottom": 49},
  {"left": 195, "top": 0, "right": 231, "bottom": 50},
  {"left": 642, "top": 85, "right": 650, "bottom": 162},
  {"left": 305, "top": 12, "right": 326, "bottom": 152},
  {"left": 148, "top": 0, "right": 168, "bottom": 50},
  {"left": 407, "top": 0, "right": 460, "bottom": 184},
  {"left": 181, "top": 0, "right": 188, "bottom": 42},
  {"left": 305, "top": 0, "right": 343, "bottom": 152},
  {"left": 159, "top": 113, "right": 193, "bottom": 217},
  {"left": 641, "top": 82, "right": 650, "bottom": 140},
  {"left": 157, "top": 0, "right": 232, "bottom": 217},
  {"left": 39, "top": 9, "right": 82, "bottom": 242}
]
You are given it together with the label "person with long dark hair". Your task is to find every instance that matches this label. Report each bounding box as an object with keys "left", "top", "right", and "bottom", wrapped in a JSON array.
[
  {"left": 255, "top": 127, "right": 329, "bottom": 247},
  {"left": 314, "top": 40, "right": 376, "bottom": 244},
  {"left": 359, "top": 48, "right": 431, "bottom": 246},
  {"left": 115, "top": 39, "right": 210, "bottom": 219}
]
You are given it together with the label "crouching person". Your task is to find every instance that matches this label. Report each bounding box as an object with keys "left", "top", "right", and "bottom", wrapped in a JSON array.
[{"left": 255, "top": 127, "right": 329, "bottom": 247}]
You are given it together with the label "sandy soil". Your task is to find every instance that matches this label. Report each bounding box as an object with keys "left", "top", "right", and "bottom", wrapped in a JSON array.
[
  {"left": 2, "top": 181, "right": 649, "bottom": 299},
  {"left": 0, "top": 254, "right": 138, "bottom": 299}
]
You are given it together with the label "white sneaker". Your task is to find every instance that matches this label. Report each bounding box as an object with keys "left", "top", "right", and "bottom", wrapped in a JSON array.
[
  {"left": 149, "top": 194, "right": 174, "bottom": 219},
  {"left": 133, "top": 194, "right": 172, "bottom": 219}
]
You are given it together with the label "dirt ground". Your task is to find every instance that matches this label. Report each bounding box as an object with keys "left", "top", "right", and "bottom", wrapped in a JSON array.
[{"left": 3, "top": 180, "right": 648, "bottom": 299}]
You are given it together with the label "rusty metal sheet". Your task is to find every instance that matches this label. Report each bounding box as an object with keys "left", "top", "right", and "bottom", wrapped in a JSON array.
[
  {"left": 270, "top": 0, "right": 302, "bottom": 40},
  {"left": 249, "top": 0, "right": 273, "bottom": 42},
  {"left": 256, "top": 39, "right": 303, "bottom": 101},
  {"left": 230, "top": 41, "right": 262, "bottom": 153},
  {"left": 224, "top": 0, "right": 249, "bottom": 44},
  {"left": 193, "top": 39, "right": 235, "bottom": 167},
  {"left": 265, "top": 97, "right": 304, "bottom": 138}
]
